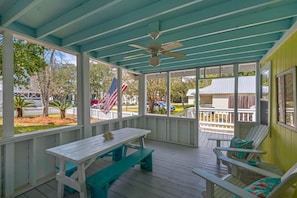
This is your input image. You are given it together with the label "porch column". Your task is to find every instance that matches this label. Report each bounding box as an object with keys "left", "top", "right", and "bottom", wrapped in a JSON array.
[
  {"left": 195, "top": 68, "right": 200, "bottom": 148},
  {"left": 234, "top": 63, "right": 239, "bottom": 134},
  {"left": 138, "top": 74, "right": 146, "bottom": 115},
  {"left": 77, "top": 52, "right": 91, "bottom": 138},
  {"left": 117, "top": 68, "right": 123, "bottom": 120},
  {"left": 2, "top": 30, "right": 15, "bottom": 197},
  {"left": 255, "top": 61, "right": 260, "bottom": 124}
]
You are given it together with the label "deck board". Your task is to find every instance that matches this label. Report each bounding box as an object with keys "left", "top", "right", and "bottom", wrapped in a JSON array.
[{"left": 16, "top": 131, "right": 233, "bottom": 198}]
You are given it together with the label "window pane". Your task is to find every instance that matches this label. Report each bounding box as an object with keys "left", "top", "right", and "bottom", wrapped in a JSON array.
[
  {"left": 237, "top": 63, "right": 256, "bottom": 122},
  {"left": 221, "top": 65, "right": 234, "bottom": 77},
  {"left": 170, "top": 69, "right": 196, "bottom": 117},
  {"left": 122, "top": 70, "right": 139, "bottom": 117},
  {"left": 11, "top": 38, "right": 78, "bottom": 134},
  {"left": 284, "top": 73, "right": 294, "bottom": 127},
  {"left": 277, "top": 76, "right": 285, "bottom": 123},
  {"left": 261, "top": 69, "right": 269, "bottom": 100},
  {"left": 90, "top": 63, "right": 117, "bottom": 122},
  {"left": 205, "top": 66, "right": 220, "bottom": 78},
  {"left": 146, "top": 73, "right": 167, "bottom": 115}
]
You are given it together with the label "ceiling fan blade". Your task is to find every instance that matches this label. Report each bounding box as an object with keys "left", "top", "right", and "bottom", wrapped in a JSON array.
[
  {"left": 161, "top": 51, "right": 186, "bottom": 58},
  {"left": 124, "top": 53, "right": 146, "bottom": 59},
  {"left": 161, "top": 41, "right": 183, "bottom": 51},
  {"left": 129, "top": 44, "right": 148, "bottom": 51}
]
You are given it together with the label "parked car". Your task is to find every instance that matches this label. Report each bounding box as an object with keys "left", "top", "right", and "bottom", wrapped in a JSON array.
[
  {"left": 90, "top": 99, "right": 100, "bottom": 108},
  {"left": 154, "top": 101, "right": 175, "bottom": 112}
]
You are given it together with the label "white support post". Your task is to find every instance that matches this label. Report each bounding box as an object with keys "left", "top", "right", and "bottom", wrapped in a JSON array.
[
  {"left": 2, "top": 31, "right": 14, "bottom": 137},
  {"left": 255, "top": 61, "right": 260, "bottom": 124},
  {"left": 166, "top": 72, "right": 170, "bottom": 117},
  {"left": 234, "top": 63, "right": 239, "bottom": 135},
  {"left": 117, "top": 69, "right": 123, "bottom": 128},
  {"left": 195, "top": 68, "right": 200, "bottom": 148},
  {"left": 77, "top": 52, "right": 91, "bottom": 138},
  {"left": 138, "top": 74, "right": 146, "bottom": 116},
  {"left": 2, "top": 30, "right": 15, "bottom": 198},
  {"left": 117, "top": 68, "right": 123, "bottom": 122}
]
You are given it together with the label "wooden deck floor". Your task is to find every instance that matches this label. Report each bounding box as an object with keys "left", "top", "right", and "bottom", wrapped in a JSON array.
[{"left": 16, "top": 131, "right": 233, "bottom": 198}]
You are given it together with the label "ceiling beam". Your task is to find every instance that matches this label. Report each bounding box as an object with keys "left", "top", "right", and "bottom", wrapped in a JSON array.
[
  {"left": 1, "top": 0, "right": 42, "bottom": 27},
  {"left": 62, "top": 0, "right": 203, "bottom": 46},
  {"left": 112, "top": 21, "right": 286, "bottom": 65},
  {"left": 125, "top": 50, "right": 267, "bottom": 72},
  {"left": 138, "top": 56, "right": 262, "bottom": 74},
  {"left": 36, "top": 0, "right": 121, "bottom": 38},
  {"left": 92, "top": 3, "right": 296, "bottom": 56},
  {"left": 110, "top": 34, "right": 277, "bottom": 63},
  {"left": 68, "top": 0, "right": 281, "bottom": 48},
  {"left": 123, "top": 47, "right": 270, "bottom": 69}
]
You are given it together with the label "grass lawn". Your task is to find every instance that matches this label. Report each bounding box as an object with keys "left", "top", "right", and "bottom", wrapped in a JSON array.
[{"left": 0, "top": 115, "right": 77, "bottom": 135}]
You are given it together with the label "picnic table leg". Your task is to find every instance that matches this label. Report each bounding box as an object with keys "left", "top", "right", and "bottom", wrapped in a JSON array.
[
  {"left": 77, "top": 163, "right": 88, "bottom": 198},
  {"left": 57, "top": 160, "right": 66, "bottom": 198},
  {"left": 139, "top": 136, "right": 146, "bottom": 148},
  {"left": 216, "top": 140, "right": 221, "bottom": 165}
]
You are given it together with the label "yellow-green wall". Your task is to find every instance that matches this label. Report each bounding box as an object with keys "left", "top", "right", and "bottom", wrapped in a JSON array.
[{"left": 261, "top": 29, "right": 297, "bottom": 172}]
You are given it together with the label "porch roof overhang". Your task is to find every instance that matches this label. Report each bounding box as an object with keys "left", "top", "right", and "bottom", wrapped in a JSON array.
[{"left": 0, "top": 0, "right": 297, "bottom": 74}]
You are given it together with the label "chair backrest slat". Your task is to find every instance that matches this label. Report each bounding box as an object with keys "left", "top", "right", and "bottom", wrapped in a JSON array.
[{"left": 243, "top": 125, "right": 269, "bottom": 161}]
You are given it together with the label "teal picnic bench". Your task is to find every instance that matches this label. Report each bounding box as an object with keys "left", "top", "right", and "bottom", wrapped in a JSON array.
[
  {"left": 86, "top": 148, "right": 154, "bottom": 198},
  {"left": 56, "top": 145, "right": 124, "bottom": 193}
]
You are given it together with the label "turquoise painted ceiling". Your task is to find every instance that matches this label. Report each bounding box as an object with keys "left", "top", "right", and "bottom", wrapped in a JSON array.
[{"left": 0, "top": 0, "right": 297, "bottom": 74}]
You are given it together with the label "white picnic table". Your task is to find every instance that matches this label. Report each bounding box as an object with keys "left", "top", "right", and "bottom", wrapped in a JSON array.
[{"left": 46, "top": 127, "right": 151, "bottom": 198}]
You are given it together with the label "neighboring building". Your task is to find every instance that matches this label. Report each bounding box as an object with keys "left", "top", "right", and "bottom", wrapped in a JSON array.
[
  {"left": 0, "top": 78, "right": 42, "bottom": 107},
  {"left": 186, "top": 76, "right": 261, "bottom": 109}
]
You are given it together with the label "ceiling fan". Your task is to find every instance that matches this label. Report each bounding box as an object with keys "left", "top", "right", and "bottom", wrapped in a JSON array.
[{"left": 126, "top": 32, "right": 186, "bottom": 67}]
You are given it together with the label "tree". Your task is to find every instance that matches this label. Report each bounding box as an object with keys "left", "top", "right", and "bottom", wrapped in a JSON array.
[
  {"left": 0, "top": 38, "right": 47, "bottom": 87},
  {"left": 51, "top": 63, "right": 77, "bottom": 102},
  {"left": 14, "top": 94, "right": 35, "bottom": 117},
  {"left": 49, "top": 101, "right": 73, "bottom": 119},
  {"left": 147, "top": 78, "right": 166, "bottom": 113},
  {"left": 89, "top": 62, "right": 113, "bottom": 100},
  {"left": 122, "top": 70, "right": 138, "bottom": 106},
  {"left": 171, "top": 77, "right": 196, "bottom": 107},
  {"left": 36, "top": 49, "right": 55, "bottom": 116}
]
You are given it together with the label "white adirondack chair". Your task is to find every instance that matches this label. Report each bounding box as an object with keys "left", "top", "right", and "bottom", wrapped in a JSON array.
[
  {"left": 193, "top": 158, "right": 297, "bottom": 198},
  {"left": 209, "top": 124, "right": 269, "bottom": 165}
]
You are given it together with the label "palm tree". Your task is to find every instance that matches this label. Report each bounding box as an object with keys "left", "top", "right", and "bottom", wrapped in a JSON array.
[
  {"left": 49, "top": 100, "right": 72, "bottom": 119},
  {"left": 14, "top": 94, "right": 35, "bottom": 117}
]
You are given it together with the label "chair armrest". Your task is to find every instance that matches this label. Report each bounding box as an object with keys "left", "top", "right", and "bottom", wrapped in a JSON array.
[
  {"left": 215, "top": 147, "right": 266, "bottom": 154},
  {"left": 208, "top": 137, "right": 232, "bottom": 141},
  {"left": 208, "top": 138, "right": 232, "bottom": 147},
  {"left": 218, "top": 155, "right": 281, "bottom": 178},
  {"left": 192, "top": 168, "right": 258, "bottom": 198}
]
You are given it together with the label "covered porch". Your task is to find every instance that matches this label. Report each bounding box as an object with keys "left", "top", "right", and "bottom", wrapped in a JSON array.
[{"left": 1, "top": 1, "right": 297, "bottom": 198}]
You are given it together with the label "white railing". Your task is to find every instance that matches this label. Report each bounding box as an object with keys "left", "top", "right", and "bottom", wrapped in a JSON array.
[
  {"left": 4, "top": 107, "right": 255, "bottom": 134},
  {"left": 66, "top": 108, "right": 139, "bottom": 120},
  {"left": 179, "top": 107, "right": 256, "bottom": 133},
  {"left": 69, "top": 107, "right": 256, "bottom": 133}
]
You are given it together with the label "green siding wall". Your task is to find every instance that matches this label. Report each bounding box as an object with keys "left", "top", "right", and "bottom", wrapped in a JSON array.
[{"left": 261, "top": 30, "right": 297, "bottom": 172}]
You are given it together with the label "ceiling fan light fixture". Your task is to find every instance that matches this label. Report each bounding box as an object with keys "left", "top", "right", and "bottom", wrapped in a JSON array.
[
  {"left": 150, "top": 32, "right": 160, "bottom": 40},
  {"left": 149, "top": 55, "right": 160, "bottom": 67}
]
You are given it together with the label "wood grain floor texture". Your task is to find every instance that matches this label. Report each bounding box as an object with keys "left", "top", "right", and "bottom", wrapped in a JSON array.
[{"left": 16, "top": 131, "right": 232, "bottom": 198}]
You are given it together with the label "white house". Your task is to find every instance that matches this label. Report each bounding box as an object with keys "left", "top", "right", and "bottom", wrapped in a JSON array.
[{"left": 186, "top": 76, "right": 263, "bottom": 109}]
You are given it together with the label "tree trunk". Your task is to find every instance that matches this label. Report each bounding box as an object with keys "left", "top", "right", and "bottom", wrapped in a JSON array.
[
  {"left": 17, "top": 108, "right": 22, "bottom": 117},
  {"left": 37, "top": 50, "right": 55, "bottom": 116},
  {"left": 60, "top": 110, "right": 66, "bottom": 119}
]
